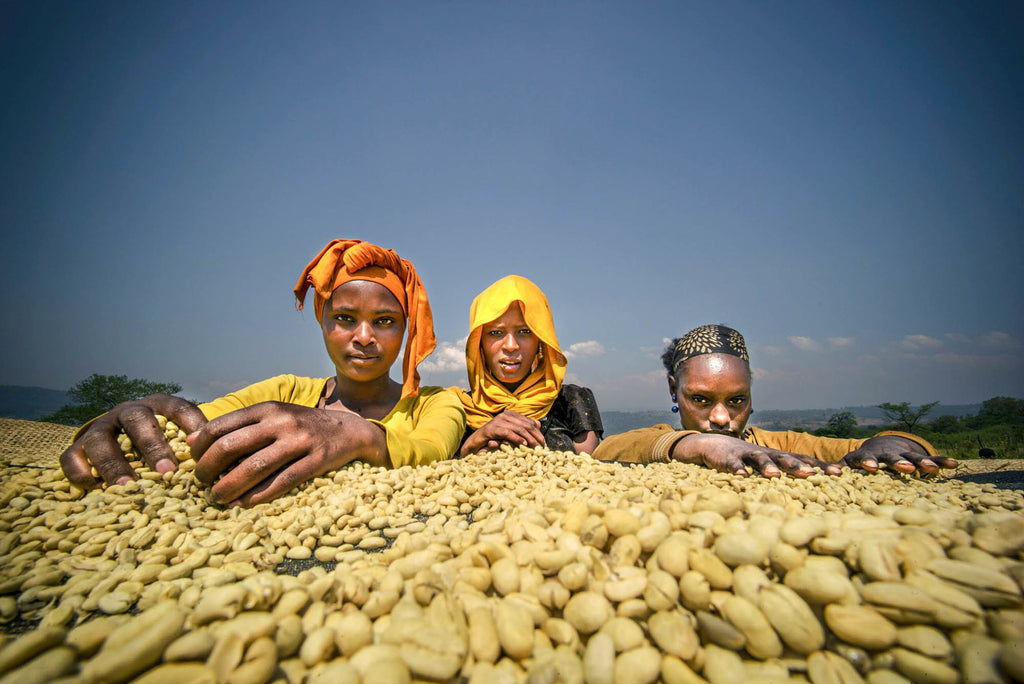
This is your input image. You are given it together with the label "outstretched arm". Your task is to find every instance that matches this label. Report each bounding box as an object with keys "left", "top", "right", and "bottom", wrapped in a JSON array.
[{"left": 60, "top": 394, "right": 208, "bottom": 489}]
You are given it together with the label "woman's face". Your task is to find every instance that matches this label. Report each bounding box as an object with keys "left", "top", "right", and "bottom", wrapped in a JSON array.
[
  {"left": 669, "top": 353, "right": 752, "bottom": 438},
  {"left": 480, "top": 301, "right": 540, "bottom": 391},
  {"left": 321, "top": 280, "right": 406, "bottom": 384}
]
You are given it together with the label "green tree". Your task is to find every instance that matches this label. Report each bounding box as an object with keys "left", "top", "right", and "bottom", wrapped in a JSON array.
[
  {"left": 965, "top": 396, "right": 1024, "bottom": 429},
  {"left": 821, "top": 411, "right": 857, "bottom": 437},
  {"left": 876, "top": 401, "right": 940, "bottom": 434},
  {"left": 928, "top": 414, "right": 962, "bottom": 434},
  {"left": 40, "top": 374, "right": 182, "bottom": 426}
]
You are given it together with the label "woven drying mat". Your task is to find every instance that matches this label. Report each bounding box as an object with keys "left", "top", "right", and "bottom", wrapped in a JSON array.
[{"left": 0, "top": 418, "right": 77, "bottom": 467}]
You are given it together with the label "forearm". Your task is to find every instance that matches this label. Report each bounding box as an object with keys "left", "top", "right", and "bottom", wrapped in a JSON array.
[
  {"left": 669, "top": 432, "right": 722, "bottom": 464},
  {"left": 573, "top": 431, "right": 600, "bottom": 456},
  {"left": 592, "top": 425, "right": 685, "bottom": 463}
]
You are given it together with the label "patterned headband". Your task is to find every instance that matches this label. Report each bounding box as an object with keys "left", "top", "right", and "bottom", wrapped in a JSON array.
[{"left": 671, "top": 324, "right": 749, "bottom": 374}]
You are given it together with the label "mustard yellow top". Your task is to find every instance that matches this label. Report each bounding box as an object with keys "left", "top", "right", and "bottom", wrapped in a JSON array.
[
  {"left": 198, "top": 375, "right": 465, "bottom": 468},
  {"left": 592, "top": 424, "right": 938, "bottom": 464},
  {"left": 457, "top": 275, "right": 568, "bottom": 429}
]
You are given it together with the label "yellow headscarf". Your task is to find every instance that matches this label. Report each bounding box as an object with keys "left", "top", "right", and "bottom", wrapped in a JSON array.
[
  {"left": 294, "top": 239, "right": 436, "bottom": 400},
  {"left": 459, "top": 275, "right": 567, "bottom": 429}
]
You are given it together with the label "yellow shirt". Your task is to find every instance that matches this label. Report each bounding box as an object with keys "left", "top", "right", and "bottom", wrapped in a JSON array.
[
  {"left": 592, "top": 424, "right": 937, "bottom": 464},
  {"left": 199, "top": 375, "right": 465, "bottom": 469}
]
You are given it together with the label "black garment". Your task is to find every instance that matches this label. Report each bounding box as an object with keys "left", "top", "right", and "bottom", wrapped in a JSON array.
[
  {"left": 540, "top": 384, "right": 604, "bottom": 452},
  {"left": 459, "top": 384, "right": 604, "bottom": 454}
]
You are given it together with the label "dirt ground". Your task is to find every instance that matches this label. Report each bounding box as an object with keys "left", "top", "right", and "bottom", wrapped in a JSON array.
[{"left": 950, "top": 458, "right": 1024, "bottom": 474}]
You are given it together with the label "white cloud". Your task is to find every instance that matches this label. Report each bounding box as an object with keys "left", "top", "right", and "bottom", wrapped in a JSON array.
[
  {"left": 899, "top": 334, "right": 943, "bottom": 351},
  {"left": 563, "top": 340, "right": 605, "bottom": 359},
  {"left": 750, "top": 365, "right": 788, "bottom": 382},
  {"left": 761, "top": 345, "right": 783, "bottom": 356},
  {"left": 979, "top": 331, "right": 1012, "bottom": 348},
  {"left": 420, "top": 338, "right": 467, "bottom": 373},
  {"left": 829, "top": 337, "right": 854, "bottom": 348},
  {"left": 788, "top": 336, "right": 821, "bottom": 352}
]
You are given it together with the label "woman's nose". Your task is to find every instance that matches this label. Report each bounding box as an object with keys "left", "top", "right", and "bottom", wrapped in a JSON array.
[
  {"left": 501, "top": 334, "right": 519, "bottom": 352},
  {"left": 353, "top": 321, "right": 374, "bottom": 345},
  {"left": 709, "top": 403, "right": 731, "bottom": 427}
]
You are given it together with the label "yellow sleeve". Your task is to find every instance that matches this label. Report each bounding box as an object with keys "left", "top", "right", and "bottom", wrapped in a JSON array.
[
  {"left": 198, "top": 375, "right": 329, "bottom": 420},
  {"left": 369, "top": 387, "right": 466, "bottom": 468},
  {"left": 744, "top": 427, "right": 938, "bottom": 463},
  {"left": 592, "top": 425, "right": 690, "bottom": 463}
]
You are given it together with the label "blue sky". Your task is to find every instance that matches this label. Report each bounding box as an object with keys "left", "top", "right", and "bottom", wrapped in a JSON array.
[{"left": 1, "top": 1, "right": 1021, "bottom": 415}]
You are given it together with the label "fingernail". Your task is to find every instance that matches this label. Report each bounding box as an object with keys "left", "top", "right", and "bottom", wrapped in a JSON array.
[
  {"left": 155, "top": 459, "right": 176, "bottom": 474},
  {"left": 115, "top": 476, "right": 132, "bottom": 486}
]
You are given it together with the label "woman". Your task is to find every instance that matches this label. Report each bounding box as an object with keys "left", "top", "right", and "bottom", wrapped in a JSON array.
[
  {"left": 456, "top": 275, "right": 602, "bottom": 456},
  {"left": 60, "top": 239, "right": 466, "bottom": 506},
  {"left": 593, "top": 324, "right": 956, "bottom": 476}
]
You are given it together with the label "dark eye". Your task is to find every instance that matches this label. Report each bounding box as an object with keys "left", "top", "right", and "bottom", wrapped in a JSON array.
[
  {"left": 376, "top": 317, "right": 395, "bottom": 327},
  {"left": 334, "top": 314, "right": 354, "bottom": 323},
  {"left": 728, "top": 396, "right": 748, "bottom": 407},
  {"left": 690, "top": 395, "right": 709, "bottom": 406},
  {"left": 520, "top": 328, "right": 533, "bottom": 336},
  {"left": 487, "top": 329, "right": 504, "bottom": 337}
]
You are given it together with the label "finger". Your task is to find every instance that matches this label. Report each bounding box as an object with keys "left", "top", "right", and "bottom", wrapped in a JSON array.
[
  {"left": 489, "top": 423, "right": 543, "bottom": 447},
  {"left": 770, "top": 452, "right": 820, "bottom": 478},
  {"left": 192, "top": 419, "right": 274, "bottom": 485},
  {"left": 842, "top": 449, "right": 878, "bottom": 473},
  {"left": 118, "top": 404, "right": 178, "bottom": 475},
  {"left": 702, "top": 452, "right": 748, "bottom": 477},
  {"left": 904, "top": 452, "right": 940, "bottom": 474},
  {"left": 232, "top": 458, "right": 323, "bottom": 507},
  {"left": 743, "top": 451, "right": 781, "bottom": 478},
  {"left": 933, "top": 456, "right": 958, "bottom": 469},
  {"left": 796, "top": 452, "right": 842, "bottom": 475},
  {"left": 189, "top": 407, "right": 260, "bottom": 458},
  {"left": 494, "top": 415, "right": 545, "bottom": 446},
  {"left": 160, "top": 398, "right": 208, "bottom": 434},
  {"left": 208, "top": 441, "right": 299, "bottom": 505},
  {"left": 59, "top": 440, "right": 101, "bottom": 490},
  {"left": 874, "top": 452, "right": 916, "bottom": 473},
  {"left": 80, "top": 419, "right": 139, "bottom": 485}
]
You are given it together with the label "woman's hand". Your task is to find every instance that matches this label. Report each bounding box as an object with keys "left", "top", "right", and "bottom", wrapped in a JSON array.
[
  {"left": 839, "top": 435, "right": 957, "bottom": 475},
  {"left": 460, "top": 410, "right": 545, "bottom": 457},
  {"left": 190, "top": 401, "right": 388, "bottom": 506},
  {"left": 60, "top": 394, "right": 207, "bottom": 489},
  {"left": 672, "top": 433, "right": 842, "bottom": 478}
]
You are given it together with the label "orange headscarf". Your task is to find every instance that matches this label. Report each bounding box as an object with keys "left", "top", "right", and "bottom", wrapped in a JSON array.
[
  {"left": 294, "top": 239, "right": 436, "bottom": 400},
  {"left": 459, "top": 275, "right": 567, "bottom": 428}
]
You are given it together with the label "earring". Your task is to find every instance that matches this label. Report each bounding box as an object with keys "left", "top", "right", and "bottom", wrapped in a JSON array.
[{"left": 671, "top": 395, "right": 678, "bottom": 413}]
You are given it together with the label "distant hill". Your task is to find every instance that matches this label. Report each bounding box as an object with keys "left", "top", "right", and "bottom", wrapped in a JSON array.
[
  {"left": 601, "top": 410, "right": 678, "bottom": 435},
  {"left": 0, "top": 385, "right": 69, "bottom": 420},
  {"left": 601, "top": 404, "right": 983, "bottom": 436},
  {"left": 749, "top": 404, "right": 981, "bottom": 431}
]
